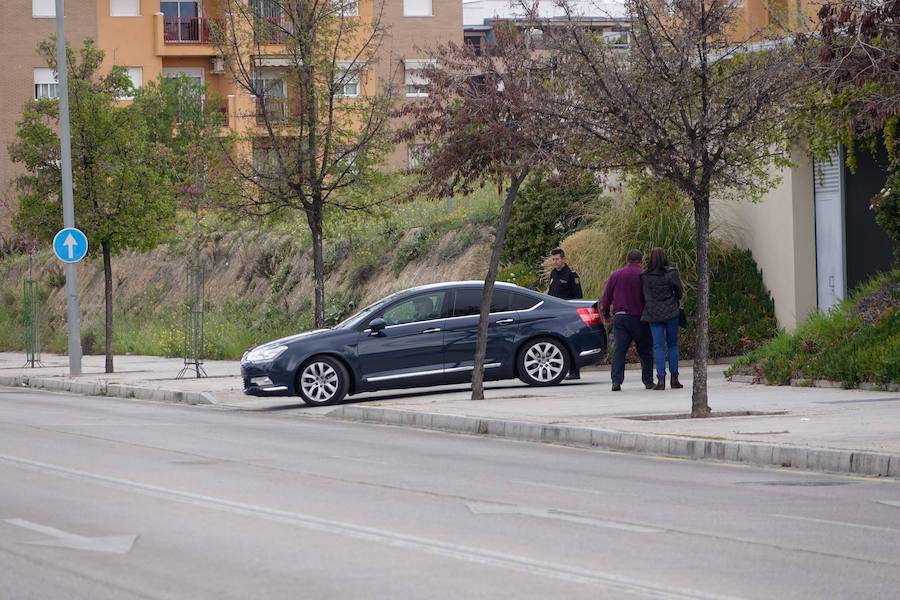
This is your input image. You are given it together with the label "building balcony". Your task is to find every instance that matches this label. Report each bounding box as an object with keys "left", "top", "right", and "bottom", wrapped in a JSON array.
[
  {"left": 256, "top": 97, "right": 291, "bottom": 125},
  {"left": 256, "top": 17, "right": 293, "bottom": 45},
  {"left": 155, "top": 13, "right": 219, "bottom": 56}
]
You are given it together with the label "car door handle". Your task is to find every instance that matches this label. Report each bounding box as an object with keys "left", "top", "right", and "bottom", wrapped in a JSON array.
[
  {"left": 494, "top": 318, "right": 514, "bottom": 325},
  {"left": 421, "top": 328, "right": 441, "bottom": 333}
]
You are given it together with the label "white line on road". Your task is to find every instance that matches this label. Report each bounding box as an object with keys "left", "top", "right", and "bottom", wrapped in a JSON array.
[
  {"left": 0, "top": 452, "right": 743, "bottom": 600},
  {"left": 511, "top": 479, "right": 607, "bottom": 495},
  {"left": 877, "top": 500, "right": 900, "bottom": 509},
  {"left": 770, "top": 513, "right": 900, "bottom": 534},
  {"left": 5, "top": 518, "right": 137, "bottom": 554},
  {"left": 466, "top": 501, "right": 660, "bottom": 533}
]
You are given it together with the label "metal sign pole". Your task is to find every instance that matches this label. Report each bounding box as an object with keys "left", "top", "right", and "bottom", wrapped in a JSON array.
[{"left": 55, "top": 0, "right": 82, "bottom": 375}]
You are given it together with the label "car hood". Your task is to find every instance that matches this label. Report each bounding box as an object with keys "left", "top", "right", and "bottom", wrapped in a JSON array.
[{"left": 267, "top": 329, "right": 333, "bottom": 347}]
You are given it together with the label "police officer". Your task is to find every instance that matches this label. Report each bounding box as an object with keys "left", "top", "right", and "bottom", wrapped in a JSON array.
[{"left": 547, "top": 248, "right": 583, "bottom": 379}]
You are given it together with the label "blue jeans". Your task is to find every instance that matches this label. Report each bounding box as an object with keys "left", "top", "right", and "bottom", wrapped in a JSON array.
[
  {"left": 610, "top": 314, "right": 653, "bottom": 386},
  {"left": 649, "top": 317, "right": 680, "bottom": 377}
]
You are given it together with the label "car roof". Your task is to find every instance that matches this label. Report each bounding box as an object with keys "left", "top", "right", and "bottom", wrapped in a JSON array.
[{"left": 397, "top": 280, "right": 532, "bottom": 295}]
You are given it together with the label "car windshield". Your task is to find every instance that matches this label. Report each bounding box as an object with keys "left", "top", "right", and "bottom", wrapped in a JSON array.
[{"left": 332, "top": 292, "right": 402, "bottom": 330}]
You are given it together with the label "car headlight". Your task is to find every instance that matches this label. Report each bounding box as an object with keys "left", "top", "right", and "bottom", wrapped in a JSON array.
[{"left": 244, "top": 344, "right": 288, "bottom": 363}]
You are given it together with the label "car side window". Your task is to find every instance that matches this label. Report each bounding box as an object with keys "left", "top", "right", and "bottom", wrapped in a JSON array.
[
  {"left": 509, "top": 292, "right": 540, "bottom": 310},
  {"left": 451, "top": 288, "right": 482, "bottom": 317},
  {"left": 381, "top": 292, "right": 446, "bottom": 325}
]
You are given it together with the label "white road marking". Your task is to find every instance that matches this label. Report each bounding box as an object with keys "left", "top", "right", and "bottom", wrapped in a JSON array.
[
  {"left": 770, "top": 513, "right": 900, "bottom": 534},
  {"left": 877, "top": 500, "right": 900, "bottom": 509},
  {"left": 512, "top": 479, "right": 607, "bottom": 495},
  {"left": 466, "top": 501, "right": 660, "bottom": 533},
  {"left": 0, "top": 452, "right": 744, "bottom": 600},
  {"left": 5, "top": 518, "right": 137, "bottom": 554}
]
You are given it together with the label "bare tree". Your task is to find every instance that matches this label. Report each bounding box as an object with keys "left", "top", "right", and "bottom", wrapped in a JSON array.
[
  {"left": 213, "top": 0, "right": 396, "bottom": 327},
  {"left": 398, "top": 24, "right": 560, "bottom": 400},
  {"left": 541, "top": 0, "right": 806, "bottom": 416}
]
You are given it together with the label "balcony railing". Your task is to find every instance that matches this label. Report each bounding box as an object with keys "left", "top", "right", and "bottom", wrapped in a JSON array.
[
  {"left": 256, "top": 97, "right": 290, "bottom": 125},
  {"left": 256, "top": 16, "right": 293, "bottom": 45},
  {"left": 164, "top": 17, "right": 221, "bottom": 45}
]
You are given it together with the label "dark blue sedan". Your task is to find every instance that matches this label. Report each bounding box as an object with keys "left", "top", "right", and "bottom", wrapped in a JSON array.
[{"left": 241, "top": 281, "right": 607, "bottom": 405}]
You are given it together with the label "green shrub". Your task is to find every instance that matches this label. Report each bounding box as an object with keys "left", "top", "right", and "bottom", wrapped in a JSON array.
[
  {"left": 497, "top": 263, "right": 539, "bottom": 289},
  {"left": 501, "top": 173, "right": 599, "bottom": 272},
  {"left": 680, "top": 248, "right": 779, "bottom": 359}
]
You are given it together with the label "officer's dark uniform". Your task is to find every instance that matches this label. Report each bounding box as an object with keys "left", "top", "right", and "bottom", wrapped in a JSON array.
[
  {"left": 548, "top": 264, "right": 583, "bottom": 300},
  {"left": 548, "top": 263, "right": 584, "bottom": 379}
]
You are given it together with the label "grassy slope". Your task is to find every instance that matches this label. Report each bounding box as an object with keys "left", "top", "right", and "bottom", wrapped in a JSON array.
[{"left": 726, "top": 270, "right": 900, "bottom": 387}]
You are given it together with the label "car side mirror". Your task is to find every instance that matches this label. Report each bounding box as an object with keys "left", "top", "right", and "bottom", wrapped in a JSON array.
[{"left": 368, "top": 318, "right": 387, "bottom": 335}]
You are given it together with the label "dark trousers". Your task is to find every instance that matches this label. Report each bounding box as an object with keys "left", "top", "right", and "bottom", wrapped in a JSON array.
[{"left": 610, "top": 314, "right": 653, "bottom": 386}]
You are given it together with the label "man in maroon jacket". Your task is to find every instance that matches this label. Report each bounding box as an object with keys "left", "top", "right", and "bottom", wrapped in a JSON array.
[{"left": 601, "top": 249, "right": 654, "bottom": 391}]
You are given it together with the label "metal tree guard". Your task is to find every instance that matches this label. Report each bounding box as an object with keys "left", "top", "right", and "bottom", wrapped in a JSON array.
[
  {"left": 177, "top": 263, "right": 207, "bottom": 378},
  {"left": 23, "top": 279, "right": 43, "bottom": 368}
]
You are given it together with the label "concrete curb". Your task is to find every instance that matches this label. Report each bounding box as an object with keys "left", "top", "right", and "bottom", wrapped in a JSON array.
[
  {"left": 327, "top": 405, "right": 900, "bottom": 479},
  {"left": 728, "top": 374, "right": 900, "bottom": 392},
  {"left": 0, "top": 375, "right": 216, "bottom": 405}
]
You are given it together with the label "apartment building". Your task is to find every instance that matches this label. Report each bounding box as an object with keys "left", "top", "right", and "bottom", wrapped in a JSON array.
[
  {"left": 0, "top": 0, "right": 463, "bottom": 236},
  {"left": 0, "top": 0, "right": 97, "bottom": 240}
]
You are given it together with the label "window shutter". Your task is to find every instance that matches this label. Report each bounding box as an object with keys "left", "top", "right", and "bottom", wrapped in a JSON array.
[
  {"left": 403, "top": 0, "right": 432, "bottom": 17},
  {"left": 33, "top": 0, "right": 55, "bottom": 17},
  {"left": 110, "top": 0, "right": 140, "bottom": 16}
]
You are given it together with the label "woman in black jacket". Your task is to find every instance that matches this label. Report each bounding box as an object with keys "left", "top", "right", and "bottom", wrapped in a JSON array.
[{"left": 641, "top": 247, "right": 684, "bottom": 390}]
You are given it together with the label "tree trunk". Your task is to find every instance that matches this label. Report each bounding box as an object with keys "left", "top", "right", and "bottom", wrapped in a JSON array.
[
  {"left": 102, "top": 240, "right": 114, "bottom": 374},
  {"left": 472, "top": 171, "right": 528, "bottom": 400},
  {"left": 308, "top": 202, "right": 325, "bottom": 328},
  {"left": 691, "top": 191, "right": 711, "bottom": 417}
]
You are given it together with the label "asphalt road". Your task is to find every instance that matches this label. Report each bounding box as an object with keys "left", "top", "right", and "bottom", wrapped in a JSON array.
[{"left": 2, "top": 387, "right": 899, "bottom": 600}]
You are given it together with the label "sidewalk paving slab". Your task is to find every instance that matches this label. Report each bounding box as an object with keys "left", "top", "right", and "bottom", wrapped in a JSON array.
[{"left": 2, "top": 352, "right": 898, "bottom": 478}]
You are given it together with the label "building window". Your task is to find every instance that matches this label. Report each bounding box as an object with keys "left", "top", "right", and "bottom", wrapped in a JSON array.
[
  {"left": 253, "top": 75, "right": 288, "bottom": 123},
  {"left": 332, "top": 0, "right": 359, "bottom": 16},
  {"left": 408, "top": 144, "right": 429, "bottom": 169},
  {"left": 160, "top": 1, "right": 198, "bottom": 18},
  {"left": 34, "top": 68, "right": 58, "bottom": 100},
  {"left": 335, "top": 62, "right": 362, "bottom": 98},
  {"left": 110, "top": 0, "right": 140, "bottom": 16},
  {"left": 403, "top": 0, "right": 432, "bottom": 17},
  {"left": 116, "top": 67, "right": 143, "bottom": 100},
  {"left": 405, "top": 65, "right": 430, "bottom": 97},
  {"left": 33, "top": 0, "right": 55, "bottom": 17}
]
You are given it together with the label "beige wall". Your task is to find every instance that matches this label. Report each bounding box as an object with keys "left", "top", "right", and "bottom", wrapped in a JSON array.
[
  {"left": 712, "top": 150, "right": 818, "bottom": 331},
  {"left": 379, "top": 0, "right": 463, "bottom": 170},
  {"left": 0, "top": 0, "right": 98, "bottom": 239}
]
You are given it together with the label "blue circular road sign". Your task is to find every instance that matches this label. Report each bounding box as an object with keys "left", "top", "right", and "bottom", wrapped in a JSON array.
[{"left": 53, "top": 228, "right": 89, "bottom": 263}]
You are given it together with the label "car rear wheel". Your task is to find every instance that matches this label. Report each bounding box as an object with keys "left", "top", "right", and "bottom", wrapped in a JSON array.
[
  {"left": 296, "top": 356, "right": 349, "bottom": 406},
  {"left": 517, "top": 337, "right": 569, "bottom": 386}
]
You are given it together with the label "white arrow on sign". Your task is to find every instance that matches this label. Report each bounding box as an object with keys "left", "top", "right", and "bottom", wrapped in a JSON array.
[
  {"left": 465, "top": 501, "right": 661, "bottom": 533},
  {"left": 63, "top": 233, "right": 78, "bottom": 259},
  {"left": 5, "top": 518, "right": 137, "bottom": 554}
]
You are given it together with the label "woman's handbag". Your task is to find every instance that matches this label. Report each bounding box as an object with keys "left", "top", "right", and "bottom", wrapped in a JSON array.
[{"left": 678, "top": 307, "right": 688, "bottom": 328}]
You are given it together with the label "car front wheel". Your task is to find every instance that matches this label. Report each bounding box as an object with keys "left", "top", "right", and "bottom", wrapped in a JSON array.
[
  {"left": 296, "top": 356, "right": 349, "bottom": 406},
  {"left": 517, "top": 337, "right": 569, "bottom": 386}
]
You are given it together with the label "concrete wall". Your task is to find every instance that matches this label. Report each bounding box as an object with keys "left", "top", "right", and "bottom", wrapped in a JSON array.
[{"left": 712, "top": 150, "right": 818, "bottom": 331}]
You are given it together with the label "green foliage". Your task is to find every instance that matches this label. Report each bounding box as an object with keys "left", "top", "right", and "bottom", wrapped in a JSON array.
[
  {"left": 728, "top": 270, "right": 900, "bottom": 386},
  {"left": 871, "top": 170, "right": 900, "bottom": 264},
  {"left": 10, "top": 39, "right": 176, "bottom": 256},
  {"left": 680, "top": 249, "right": 779, "bottom": 359},
  {"left": 393, "top": 227, "right": 442, "bottom": 274},
  {"left": 501, "top": 173, "right": 599, "bottom": 271},
  {"left": 497, "top": 263, "right": 539, "bottom": 289},
  {"left": 561, "top": 180, "right": 717, "bottom": 298},
  {"left": 324, "top": 290, "right": 358, "bottom": 327}
]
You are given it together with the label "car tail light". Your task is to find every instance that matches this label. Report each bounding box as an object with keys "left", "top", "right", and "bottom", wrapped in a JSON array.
[{"left": 576, "top": 307, "right": 602, "bottom": 326}]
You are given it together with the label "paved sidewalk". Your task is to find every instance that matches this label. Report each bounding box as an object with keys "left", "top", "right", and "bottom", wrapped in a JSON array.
[{"left": 2, "top": 352, "right": 899, "bottom": 478}]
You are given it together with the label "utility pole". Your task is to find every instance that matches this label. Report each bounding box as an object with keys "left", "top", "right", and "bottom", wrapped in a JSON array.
[{"left": 56, "top": 0, "right": 82, "bottom": 375}]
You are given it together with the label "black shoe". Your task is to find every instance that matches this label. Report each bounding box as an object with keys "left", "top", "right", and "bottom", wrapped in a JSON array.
[
  {"left": 644, "top": 382, "right": 655, "bottom": 390},
  {"left": 566, "top": 373, "right": 580, "bottom": 380},
  {"left": 612, "top": 383, "right": 621, "bottom": 391}
]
